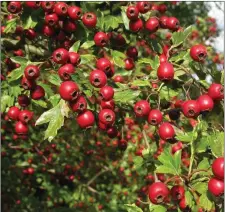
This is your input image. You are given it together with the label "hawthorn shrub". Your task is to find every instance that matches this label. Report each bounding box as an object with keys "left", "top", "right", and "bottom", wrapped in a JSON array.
[{"left": 1, "top": 1, "right": 224, "bottom": 212}]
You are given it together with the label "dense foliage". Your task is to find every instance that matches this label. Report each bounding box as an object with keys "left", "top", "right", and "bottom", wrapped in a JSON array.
[{"left": 1, "top": 1, "right": 224, "bottom": 212}]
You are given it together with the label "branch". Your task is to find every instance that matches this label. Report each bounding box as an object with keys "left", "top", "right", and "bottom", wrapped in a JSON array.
[
  {"left": 87, "top": 167, "right": 110, "bottom": 186},
  {"left": 142, "top": 129, "right": 150, "bottom": 149}
]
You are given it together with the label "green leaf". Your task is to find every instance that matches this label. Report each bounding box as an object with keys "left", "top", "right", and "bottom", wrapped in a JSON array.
[
  {"left": 114, "top": 89, "right": 141, "bottom": 104},
  {"left": 80, "top": 41, "right": 95, "bottom": 49},
  {"left": 121, "top": 8, "right": 129, "bottom": 30},
  {"left": 159, "top": 86, "right": 179, "bottom": 101},
  {"left": 7, "top": 67, "right": 24, "bottom": 82},
  {"left": 170, "top": 51, "right": 189, "bottom": 62},
  {"left": 23, "top": 9, "right": 43, "bottom": 30},
  {"left": 133, "top": 156, "right": 143, "bottom": 168},
  {"left": 80, "top": 54, "right": 96, "bottom": 65},
  {"left": 137, "top": 56, "right": 159, "bottom": 70},
  {"left": 191, "top": 182, "right": 208, "bottom": 195},
  {"left": 1, "top": 95, "right": 14, "bottom": 112},
  {"left": 32, "top": 99, "right": 48, "bottom": 108},
  {"left": 111, "top": 50, "right": 126, "bottom": 68},
  {"left": 156, "top": 148, "right": 181, "bottom": 175},
  {"left": 149, "top": 204, "right": 167, "bottom": 212},
  {"left": 198, "top": 192, "right": 213, "bottom": 211},
  {"left": 104, "top": 15, "right": 122, "bottom": 30},
  {"left": 208, "top": 131, "right": 224, "bottom": 157},
  {"left": 124, "top": 204, "right": 143, "bottom": 212},
  {"left": 49, "top": 94, "right": 60, "bottom": 107},
  {"left": 175, "top": 131, "right": 197, "bottom": 143},
  {"left": 4, "top": 18, "right": 17, "bottom": 34},
  {"left": 35, "top": 100, "right": 70, "bottom": 141},
  {"left": 131, "top": 80, "right": 151, "bottom": 87},
  {"left": 197, "top": 157, "right": 210, "bottom": 170},
  {"left": 48, "top": 74, "right": 62, "bottom": 86},
  {"left": 149, "top": 40, "right": 162, "bottom": 54},
  {"left": 69, "top": 40, "right": 80, "bottom": 52},
  {"left": 185, "top": 190, "right": 195, "bottom": 209}
]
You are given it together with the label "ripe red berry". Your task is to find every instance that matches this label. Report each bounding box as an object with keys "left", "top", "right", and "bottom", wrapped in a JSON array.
[
  {"left": 208, "top": 178, "right": 224, "bottom": 196},
  {"left": 58, "top": 64, "right": 75, "bottom": 81},
  {"left": 7, "top": 106, "right": 20, "bottom": 120},
  {"left": 158, "top": 4, "right": 167, "bottom": 13},
  {"left": 24, "top": 65, "right": 40, "bottom": 80},
  {"left": 113, "top": 75, "right": 124, "bottom": 83},
  {"left": 96, "top": 58, "right": 112, "bottom": 74},
  {"left": 15, "top": 121, "right": 28, "bottom": 134},
  {"left": 94, "top": 32, "right": 108, "bottom": 47},
  {"left": 160, "top": 16, "right": 169, "bottom": 29},
  {"left": 18, "top": 110, "right": 33, "bottom": 123},
  {"left": 63, "top": 20, "right": 77, "bottom": 33},
  {"left": 54, "top": 2, "right": 68, "bottom": 16},
  {"left": 41, "top": 2, "right": 55, "bottom": 12},
  {"left": 27, "top": 167, "right": 35, "bottom": 175},
  {"left": 68, "top": 52, "right": 81, "bottom": 66},
  {"left": 148, "top": 109, "right": 163, "bottom": 125},
  {"left": 100, "top": 100, "right": 115, "bottom": 110},
  {"left": 21, "top": 76, "right": 36, "bottom": 90},
  {"left": 159, "top": 54, "right": 167, "bottom": 63},
  {"left": 45, "top": 13, "right": 59, "bottom": 26},
  {"left": 134, "top": 100, "right": 151, "bottom": 117},
  {"left": 172, "top": 142, "right": 183, "bottom": 154},
  {"left": 82, "top": 12, "right": 97, "bottom": 28},
  {"left": 136, "top": 1, "right": 150, "bottom": 13},
  {"left": 197, "top": 94, "right": 214, "bottom": 112},
  {"left": 68, "top": 6, "right": 82, "bottom": 20},
  {"left": 212, "top": 157, "right": 224, "bottom": 180},
  {"left": 129, "top": 18, "right": 143, "bottom": 32},
  {"left": 190, "top": 44, "right": 207, "bottom": 62},
  {"left": 99, "top": 86, "right": 114, "bottom": 101},
  {"left": 42, "top": 25, "right": 55, "bottom": 37},
  {"left": 107, "top": 127, "right": 118, "bottom": 138},
  {"left": 52, "top": 48, "right": 69, "bottom": 64},
  {"left": 25, "top": 29, "right": 37, "bottom": 40},
  {"left": 7, "top": 1, "right": 22, "bottom": 13},
  {"left": 171, "top": 185, "right": 185, "bottom": 201},
  {"left": 182, "top": 100, "right": 200, "bottom": 118},
  {"left": 148, "top": 182, "right": 169, "bottom": 204},
  {"left": 126, "top": 6, "right": 139, "bottom": 20},
  {"left": 166, "top": 17, "right": 180, "bottom": 31},
  {"left": 145, "top": 17, "right": 160, "bottom": 33},
  {"left": 157, "top": 62, "right": 174, "bottom": 81},
  {"left": 179, "top": 197, "right": 187, "bottom": 210},
  {"left": 18, "top": 94, "right": 30, "bottom": 107},
  {"left": 118, "top": 139, "right": 128, "bottom": 151},
  {"left": 76, "top": 110, "right": 95, "bottom": 129},
  {"left": 59, "top": 81, "right": 79, "bottom": 101},
  {"left": 89, "top": 70, "right": 107, "bottom": 88},
  {"left": 30, "top": 85, "right": 45, "bottom": 100},
  {"left": 124, "top": 58, "right": 135, "bottom": 70},
  {"left": 208, "top": 83, "right": 224, "bottom": 101},
  {"left": 69, "top": 96, "right": 87, "bottom": 113},
  {"left": 158, "top": 122, "right": 175, "bottom": 140},
  {"left": 25, "top": 1, "right": 41, "bottom": 9},
  {"left": 98, "top": 109, "right": 115, "bottom": 126},
  {"left": 126, "top": 46, "right": 138, "bottom": 59}
]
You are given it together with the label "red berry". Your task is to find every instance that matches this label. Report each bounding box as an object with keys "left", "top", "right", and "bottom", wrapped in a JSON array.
[
  {"left": 129, "top": 18, "right": 143, "bottom": 32},
  {"left": 136, "top": 1, "right": 150, "bottom": 13},
  {"left": 100, "top": 100, "right": 115, "bottom": 110},
  {"left": 160, "top": 16, "right": 169, "bottom": 29},
  {"left": 14, "top": 48, "right": 24, "bottom": 56},
  {"left": 76, "top": 110, "right": 95, "bottom": 129},
  {"left": 107, "top": 127, "right": 118, "bottom": 138},
  {"left": 54, "top": 2, "right": 68, "bottom": 16},
  {"left": 158, "top": 4, "right": 167, "bottom": 13},
  {"left": 52, "top": 48, "right": 69, "bottom": 64},
  {"left": 190, "top": 44, "right": 207, "bottom": 62},
  {"left": 69, "top": 96, "right": 87, "bottom": 113},
  {"left": 68, "top": 52, "right": 81, "bottom": 66},
  {"left": 212, "top": 157, "right": 224, "bottom": 180},
  {"left": 158, "top": 122, "right": 175, "bottom": 140},
  {"left": 113, "top": 75, "right": 124, "bottom": 83},
  {"left": 27, "top": 167, "right": 35, "bottom": 175},
  {"left": 145, "top": 17, "right": 160, "bottom": 33},
  {"left": 94, "top": 32, "right": 108, "bottom": 47},
  {"left": 25, "top": 2, "right": 41, "bottom": 9},
  {"left": 42, "top": 25, "right": 55, "bottom": 37},
  {"left": 99, "top": 86, "right": 114, "bottom": 101},
  {"left": 172, "top": 142, "right": 183, "bottom": 154},
  {"left": 208, "top": 83, "right": 224, "bottom": 101},
  {"left": 7, "top": 1, "right": 22, "bottom": 13},
  {"left": 134, "top": 100, "right": 151, "bottom": 117},
  {"left": 126, "top": 6, "right": 139, "bottom": 20},
  {"left": 18, "top": 110, "right": 33, "bottom": 123},
  {"left": 59, "top": 81, "right": 79, "bottom": 101},
  {"left": 63, "top": 20, "right": 77, "bottom": 32},
  {"left": 148, "top": 182, "right": 169, "bottom": 204},
  {"left": 98, "top": 121, "right": 108, "bottom": 130},
  {"left": 24, "top": 65, "right": 40, "bottom": 80},
  {"left": 82, "top": 12, "right": 97, "bottom": 28},
  {"left": 159, "top": 54, "right": 167, "bottom": 63},
  {"left": 7, "top": 106, "right": 20, "bottom": 120},
  {"left": 89, "top": 70, "right": 107, "bottom": 88},
  {"left": 30, "top": 85, "right": 45, "bottom": 100},
  {"left": 208, "top": 178, "right": 224, "bottom": 196},
  {"left": 15, "top": 121, "right": 28, "bottom": 134},
  {"left": 179, "top": 197, "right": 187, "bottom": 210},
  {"left": 124, "top": 58, "right": 135, "bottom": 70},
  {"left": 25, "top": 29, "right": 37, "bottom": 40},
  {"left": 41, "top": 2, "right": 55, "bottom": 12},
  {"left": 166, "top": 17, "right": 180, "bottom": 31},
  {"left": 126, "top": 46, "right": 138, "bottom": 59},
  {"left": 118, "top": 139, "right": 127, "bottom": 151},
  {"left": 96, "top": 58, "right": 112, "bottom": 74},
  {"left": 171, "top": 185, "right": 185, "bottom": 201},
  {"left": 45, "top": 13, "right": 59, "bottom": 26},
  {"left": 68, "top": 6, "right": 82, "bottom": 20},
  {"left": 182, "top": 100, "right": 200, "bottom": 118},
  {"left": 58, "top": 64, "right": 75, "bottom": 81},
  {"left": 18, "top": 94, "right": 30, "bottom": 107},
  {"left": 148, "top": 109, "right": 163, "bottom": 125},
  {"left": 157, "top": 62, "right": 174, "bottom": 81},
  {"left": 197, "top": 94, "right": 214, "bottom": 112},
  {"left": 98, "top": 109, "right": 115, "bottom": 126},
  {"left": 21, "top": 76, "right": 36, "bottom": 90}
]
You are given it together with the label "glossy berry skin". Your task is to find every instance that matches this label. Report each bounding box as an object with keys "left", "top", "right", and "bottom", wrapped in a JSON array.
[
  {"left": 107, "top": 127, "right": 118, "bottom": 138},
  {"left": 41, "top": 2, "right": 55, "bottom": 12},
  {"left": 25, "top": 2, "right": 41, "bottom": 9},
  {"left": 166, "top": 17, "right": 180, "bottom": 31},
  {"left": 99, "top": 86, "right": 114, "bottom": 101},
  {"left": 98, "top": 109, "right": 115, "bottom": 126},
  {"left": 27, "top": 167, "right": 35, "bottom": 175},
  {"left": 24, "top": 65, "right": 40, "bottom": 80},
  {"left": 179, "top": 197, "right": 187, "bottom": 210},
  {"left": 208, "top": 178, "right": 224, "bottom": 196},
  {"left": 18, "top": 94, "right": 30, "bottom": 107},
  {"left": 89, "top": 70, "right": 107, "bottom": 88},
  {"left": 96, "top": 58, "right": 112, "bottom": 74},
  {"left": 100, "top": 100, "right": 115, "bottom": 110},
  {"left": 134, "top": 100, "right": 151, "bottom": 117},
  {"left": 197, "top": 94, "right": 214, "bottom": 112},
  {"left": 172, "top": 142, "right": 183, "bottom": 154},
  {"left": 76, "top": 110, "right": 95, "bottom": 129},
  {"left": 7, "top": 106, "right": 20, "bottom": 120},
  {"left": 148, "top": 109, "right": 163, "bottom": 125},
  {"left": 69, "top": 96, "right": 87, "bottom": 113},
  {"left": 63, "top": 20, "right": 77, "bottom": 33},
  {"left": 145, "top": 17, "right": 160, "bottom": 33},
  {"left": 129, "top": 18, "right": 143, "bottom": 32},
  {"left": 126, "top": 46, "right": 138, "bottom": 59},
  {"left": 42, "top": 25, "right": 55, "bottom": 37},
  {"left": 160, "top": 16, "right": 169, "bottom": 29},
  {"left": 171, "top": 185, "right": 185, "bottom": 201},
  {"left": 182, "top": 100, "right": 200, "bottom": 118},
  {"left": 18, "top": 110, "right": 33, "bottom": 123},
  {"left": 136, "top": 1, "right": 150, "bottom": 13},
  {"left": 148, "top": 182, "right": 169, "bottom": 204},
  {"left": 124, "top": 58, "right": 135, "bottom": 70},
  {"left": 113, "top": 75, "right": 124, "bottom": 83},
  {"left": 126, "top": 6, "right": 139, "bottom": 20},
  {"left": 52, "top": 48, "right": 69, "bottom": 64},
  {"left": 54, "top": 2, "right": 68, "bottom": 16},
  {"left": 159, "top": 54, "right": 167, "bottom": 63},
  {"left": 45, "top": 13, "right": 59, "bottom": 26},
  {"left": 68, "top": 6, "right": 82, "bottom": 20},
  {"left": 58, "top": 64, "right": 75, "bottom": 81},
  {"left": 212, "top": 157, "right": 224, "bottom": 180},
  {"left": 59, "top": 81, "right": 79, "bottom": 101},
  {"left": 158, "top": 4, "right": 167, "bottom": 13},
  {"left": 157, "top": 62, "right": 174, "bottom": 81},
  {"left": 30, "top": 85, "right": 45, "bottom": 100},
  {"left": 68, "top": 52, "right": 80, "bottom": 66},
  {"left": 190, "top": 44, "right": 207, "bottom": 62},
  {"left": 21, "top": 76, "right": 36, "bottom": 90},
  {"left": 82, "top": 12, "right": 97, "bottom": 28},
  {"left": 7, "top": 2, "right": 22, "bottom": 14},
  {"left": 15, "top": 121, "right": 28, "bottom": 134},
  {"left": 208, "top": 83, "right": 224, "bottom": 101},
  {"left": 158, "top": 122, "right": 175, "bottom": 140},
  {"left": 25, "top": 29, "right": 37, "bottom": 40},
  {"left": 94, "top": 32, "right": 108, "bottom": 47}
]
